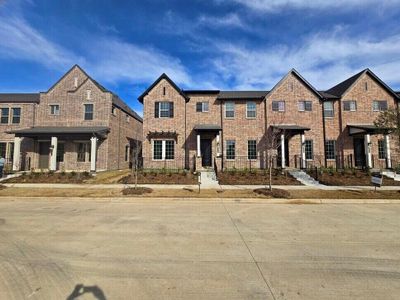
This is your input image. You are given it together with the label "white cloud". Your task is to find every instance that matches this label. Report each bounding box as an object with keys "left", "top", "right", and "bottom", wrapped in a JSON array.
[
  {"left": 221, "top": 0, "right": 400, "bottom": 12},
  {"left": 197, "top": 13, "right": 248, "bottom": 30},
  {"left": 209, "top": 30, "right": 400, "bottom": 90}
]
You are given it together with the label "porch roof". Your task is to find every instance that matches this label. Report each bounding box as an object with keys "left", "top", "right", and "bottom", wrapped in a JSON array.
[
  {"left": 272, "top": 125, "right": 310, "bottom": 132},
  {"left": 8, "top": 126, "right": 110, "bottom": 138},
  {"left": 194, "top": 124, "right": 222, "bottom": 132},
  {"left": 347, "top": 124, "right": 388, "bottom": 136},
  {"left": 146, "top": 131, "right": 179, "bottom": 140}
]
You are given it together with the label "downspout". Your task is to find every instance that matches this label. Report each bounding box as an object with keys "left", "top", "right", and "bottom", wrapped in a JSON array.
[
  {"left": 220, "top": 99, "right": 224, "bottom": 170},
  {"left": 338, "top": 99, "right": 344, "bottom": 168},
  {"left": 322, "top": 99, "right": 327, "bottom": 168},
  {"left": 184, "top": 97, "right": 187, "bottom": 169}
]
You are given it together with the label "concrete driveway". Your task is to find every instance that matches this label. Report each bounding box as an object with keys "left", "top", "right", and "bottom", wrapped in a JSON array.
[{"left": 0, "top": 197, "right": 399, "bottom": 299}]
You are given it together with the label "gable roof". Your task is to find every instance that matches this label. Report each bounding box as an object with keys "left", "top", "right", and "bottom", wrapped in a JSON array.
[
  {"left": 0, "top": 93, "right": 40, "bottom": 103},
  {"left": 112, "top": 94, "right": 142, "bottom": 122},
  {"left": 138, "top": 73, "right": 189, "bottom": 103},
  {"left": 267, "top": 69, "right": 324, "bottom": 99},
  {"left": 326, "top": 69, "right": 400, "bottom": 100}
]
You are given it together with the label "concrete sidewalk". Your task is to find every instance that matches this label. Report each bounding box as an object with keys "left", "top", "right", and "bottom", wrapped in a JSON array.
[{"left": 2, "top": 182, "right": 400, "bottom": 191}]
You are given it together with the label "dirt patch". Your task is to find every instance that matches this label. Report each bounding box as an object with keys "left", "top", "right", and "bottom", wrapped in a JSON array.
[
  {"left": 119, "top": 171, "right": 198, "bottom": 184},
  {"left": 218, "top": 170, "right": 300, "bottom": 185},
  {"left": 253, "top": 188, "right": 291, "bottom": 198},
  {"left": 307, "top": 169, "right": 400, "bottom": 186},
  {"left": 86, "top": 169, "right": 131, "bottom": 184},
  {"left": 5, "top": 172, "right": 92, "bottom": 184},
  {"left": 122, "top": 187, "right": 153, "bottom": 195}
]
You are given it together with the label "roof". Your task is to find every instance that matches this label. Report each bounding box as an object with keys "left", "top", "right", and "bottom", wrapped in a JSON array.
[
  {"left": 0, "top": 93, "right": 40, "bottom": 103},
  {"left": 183, "top": 90, "right": 220, "bottom": 95},
  {"left": 138, "top": 73, "right": 189, "bottom": 103},
  {"left": 326, "top": 69, "right": 400, "bottom": 100},
  {"left": 272, "top": 124, "right": 311, "bottom": 131},
  {"left": 194, "top": 124, "right": 222, "bottom": 131},
  {"left": 347, "top": 124, "right": 385, "bottom": 136},
  {"left": 217, "top": 91, "right": 268, "bottom": 100},
  {"left": 112, "top": 94, "right": 143, "bottom": 122},
  {"left": 8, "top": 126, "right": 110, "bottom": 137},
  {"left": 318, "top": 91, "right": 340, "bottom": 100}
]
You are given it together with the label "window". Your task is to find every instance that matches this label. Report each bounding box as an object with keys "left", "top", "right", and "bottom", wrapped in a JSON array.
[
  {"left": 225, "top": 102, "right": 235, "bottom": 118},
  {"left": 155, "top": 101, "right": 173, "bottom": 118},
  {"left": 125, "top": 145, "right": 130, "bottom": 162},
  {"left": 86, "top": 90, "right": 91, "bottom": 100},
  {"left": 323, "top": 101, "right": 334, "bottom": 118},
  {"left": 343, "top": 100, "right": 357, "bottom": 112},
  {"left": 1, "top": 108, "right": 9, "bottom": 124},
  {"left": 111, "top": 106, "right": 117, "bottom": 116},
  {"left": 247, "top": 140, "right": 257, "bottom": 159},
  {"left": 50, "top": 105, "right": 60, "bottom": 115},
  {"left": 196, "top": 102, "right": 209, "bottom": 112},
  {"left": 77, "top": 143, "right": 90, "bottom": 162},
  {"left": 304, "top": 140, "right": 313, "bottom": 160},
  {"left": 272, "top": 101, "right": 285, "bottom": 112},
  {"left": 165, "top": 140, "right": 174, "bottom": 160},
  {"left": 373, "top": 100, "right": 388, "bottom": 112},
  {"left": 56, "top": 143, "right": 64, "bottom": 162},
  {"left": 226, "top": 140, "right": 235, "bottom": 160},
  {"left": 246, "top": 102, "right": 256, "bottom": 118},
  {"left": 11, "top": 108, "right": 21, "bottom": 124},
  {"left": 153, "top": 140, "right": 163, "bottom": 160},
  {"left": 298, "top": 101, "right": 312, "bottom": 112},
  {"left": 152, "top": 140, "right": 174, "bottom": 160},
  {"left": 378, "top": 139, "right": 386, "bottom": 160},
  {"left": 325, "top": 140, "right": 336, "bottom": 160},
  {"left": 84, "top": 104, "right": 94, "bottom": 120},
  {"left": 0, "top": 142, "right": 6, "bottom": 158}
]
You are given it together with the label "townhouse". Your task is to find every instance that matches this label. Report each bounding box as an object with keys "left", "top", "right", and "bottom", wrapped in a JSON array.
[
  {"left": 0, "top": 65, "right": 142, "bottom": 172},
  {"left": 139, "top": 69, "right": 399, "bottom": 171}
]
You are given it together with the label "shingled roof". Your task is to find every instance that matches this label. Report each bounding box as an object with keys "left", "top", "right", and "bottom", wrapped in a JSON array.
[
  {"left": 0, "top": 93, "right": 40, "bottom": 103},
  {"left": 217, "top": 91, "right": 269, "bottom": 100}
]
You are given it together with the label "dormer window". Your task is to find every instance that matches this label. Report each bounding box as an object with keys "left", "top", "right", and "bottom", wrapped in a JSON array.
[{"left": 86, "top": 90, "right": 92, "bottom": 100}]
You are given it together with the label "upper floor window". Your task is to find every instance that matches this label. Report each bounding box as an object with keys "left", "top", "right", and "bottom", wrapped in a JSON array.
[
  {"left": 373, "top": 100, "right": 388, "bottom": 112},
  {"left": 86, "top": 90, "right": 92, "bottom": 100},
  {"left": 50, "top": 104, "right": 60, "bottom": 115},
  {"left": 225, "top": 102, "right": 235, "bottom": 118},
  {"left": 0, "top": 108, "right": 9, "bottom": 124},
  {"left": 196, "top": 102, "right": 209, "bottom": 112},
  {"left": 323, "top": 101, "right": 334, "bottom": 118},
  {"left": 298, "top": 101, "right": 312, "bottom": 112},
  {"left": 84, "top": 104, "right": 94, "bottom": 120},
  {"left": 11, "top": 108, "right": 21, "bottom": 124},
  {"left": 343, "top": 100, "right": 357, "bottom": 112},
  {"left": 155, "top": 101, "right": 174, "bottom": 118},
  {"left": 246, "top": 102, "right": 256, "bottom": 118},
  {"left": 272, "top": 100, "right": 285, "bottom": 112}
]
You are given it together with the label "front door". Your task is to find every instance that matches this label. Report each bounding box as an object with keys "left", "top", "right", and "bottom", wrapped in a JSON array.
[
  {"left": 201, "top": 139, "right": 212, "bottom": 167},
  {"left": 39, "top": 142, "right": 50, "bottom": 169},
  {"left": 354, "top": 138, "right": 366, "bottom": 168}
]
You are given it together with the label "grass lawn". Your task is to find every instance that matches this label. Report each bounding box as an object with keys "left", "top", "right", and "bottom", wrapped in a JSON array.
[
  {"left": 307, "top": 169, "right": 400, "bottom": 186},
  {"left": 218, "top": 170, "right": 300, "bottom": 185}
]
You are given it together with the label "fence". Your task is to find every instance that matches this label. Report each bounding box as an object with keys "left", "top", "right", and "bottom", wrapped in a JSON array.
[{"left": 133, "top": 156, "right": 196, "bottom": 172}]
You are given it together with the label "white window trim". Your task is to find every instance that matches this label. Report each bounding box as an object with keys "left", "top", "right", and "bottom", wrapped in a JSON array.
[
  {"left": 76, "top": 142, "right": 91, "bottom": 163},
  {"left": 152, "top": 139, "right": 175, "bottom": 161},
  {"left": 343, "top": 100, "right": 357, "bottom": 112},
  {"left": 49, "top": 104, "right": 60, "bottom": 116},
  {"left": 323, "top": 101, "right": 334, "bottom": 118},
  {"left": 11, "top": 107, "right": 21, "bottom": 124},
  {"left": 246, "top": 102, "right": 257, "bottom": 119},
  {"left": 272, "top": 100, "right": 285, "bottom": 112},
  {"left": 197, "top": 102, "right": 209, "bottom": 113},
  {"left": 225, "top": 102, "right": 235, "bottom": 119},
  {"left": 0, "top": 107, "right": 10, "bottom": 125},
  {"left": 372, "top": 100, "right": 388, "bottom": 112},
  {"left": 86, "top": 89, "right": 92, "bottom": 100}
]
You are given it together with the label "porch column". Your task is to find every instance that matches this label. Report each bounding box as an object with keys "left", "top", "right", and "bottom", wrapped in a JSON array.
[
  {"left": 49, "top": 136, "right": 57, "bottom": 171},
  {"left": 90, "top": 137, "right": 98, "bottom": 172},
  {"left": 216, "top": 131, "right": 221, "bottom": 156},
  {"left": 385, "top": 134, "right": 392, "bottom": 169},
  {"left": 281, "top": 134, "right": 285, "bottom": 168},
  {"left": 301, "top": 133, "right": 306, "bottom": 169},
  {"left": 12, "top": 137, "right": 22, "bottom": 171},
  {"left": 364, "top": 134, "right": 372, "bottom": 168},
  {"left": 197, "top": 134, "right": 201, "bottom": 157}
]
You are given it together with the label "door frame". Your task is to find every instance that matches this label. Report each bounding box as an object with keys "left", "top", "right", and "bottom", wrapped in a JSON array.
[
  {"left": 200, "top": 138, "right": 212, "bottom": 167},
  {"left": 353, "top": 137, "right": 366, "bottom": 168},
  {"left": 38, "top": 141, "right": 51, "bottom": 169}
]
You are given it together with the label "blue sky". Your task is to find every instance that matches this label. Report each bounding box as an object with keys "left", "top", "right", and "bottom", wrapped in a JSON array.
[{"left": 1, "top": 0, "right": 400, "bottom": 115}]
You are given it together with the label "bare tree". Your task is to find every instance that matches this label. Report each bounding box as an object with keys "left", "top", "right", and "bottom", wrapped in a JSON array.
[
  {"left": 374, "top": 107, "right": 400, "bottom": 146},
  {"left": 131, "top": 139, "right": 142, "bottom": 189}
]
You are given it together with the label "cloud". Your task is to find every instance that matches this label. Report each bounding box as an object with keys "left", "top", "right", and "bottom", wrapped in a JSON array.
[
  {"left": 208, "top": 30, "right": 400, "bottom": 90},
  {"left": 197, "top": 13, "right": 248, "bottom": 30},
  {"left": 220, "top": 0, "right": 400, "bottom": 12}
]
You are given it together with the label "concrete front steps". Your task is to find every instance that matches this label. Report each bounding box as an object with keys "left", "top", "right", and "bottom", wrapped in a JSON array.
[
  {"left": 199, "top": 169, "right": 220, "bottom": 189},
  {"left": 382, "top": 171, "right": 400, "bottom": 181},
  {"left": 288, "top": 169, "right": 327, "bottom": 188}
]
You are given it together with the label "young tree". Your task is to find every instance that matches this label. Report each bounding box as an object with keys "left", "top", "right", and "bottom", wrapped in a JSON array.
[
  {"left": 131, "top": 139, "right": 142, "bottom": 189},
  {"left": 374, "top": 107, "right": 400, "bottom": 146}
]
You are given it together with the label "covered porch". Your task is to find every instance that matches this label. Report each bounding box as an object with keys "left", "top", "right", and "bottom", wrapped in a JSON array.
[
  {"left": 8, "top": 126, "right": 109, "bottom": 172},
  {"left": 194, "top": 124, "right": 222, "bottom": 170}
]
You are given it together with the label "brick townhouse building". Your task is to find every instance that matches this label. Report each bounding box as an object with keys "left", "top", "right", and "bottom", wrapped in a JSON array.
[
  {"left": 139, "top": 68, "right": 399, "bottom": 171},
  {"left": 0, "top": 65, "right": 142, "bottom": 172}
]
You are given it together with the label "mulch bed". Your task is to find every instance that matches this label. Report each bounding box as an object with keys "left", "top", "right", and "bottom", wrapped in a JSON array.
[
  {"left": 253, "top": 188, "right": 291, "bottom": 198},
  {"left": 217, "top": 170, "right": 301, "bottom": 185},
  {"left": 307, "top": 169, "right": 400, "bottom": 186},
  {"left": 122, "top": 187, "right": 153, "bottom": 195},
  {"left": 119, "top": 171, "right": 198, "bottom": 184},
  {"left": 5, "top": 172, "right": 93, "bottom": 184}
]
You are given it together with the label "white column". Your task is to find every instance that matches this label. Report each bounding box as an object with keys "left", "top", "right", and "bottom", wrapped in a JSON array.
[
  {"left": 12, "top": 137, "right": 22, "bottom": 171},
  {"left": 385, "top": 134, "right": 392, "bottom": 169},
  {"left": 364, "top": 134, "right": 372, "bottom": 168},
  {"left": 301, "top": 134, "right": 306, "bottom": 169},
  {"left": 281, "top": 134, "right": 285, "bottom": 169},
  {"left": 90, "top": 137, "right": 98, "bottom": 172},
  {"left": 197, "top": 134, "right": 201, "bottom": 157},
  {"left": 216, "top": 132, "right": 220, "bottom": 156},
  {"left": 49, "top": 136, "right": 57, "bottom": 171}
]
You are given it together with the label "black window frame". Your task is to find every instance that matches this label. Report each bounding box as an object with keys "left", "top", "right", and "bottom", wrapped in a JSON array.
[
  {"left": 196, "top": 102, "right": 209, "bottom": 113},
  {"left": 247, "top": 140, "right": 257, "bottom": 160},
  {"left": 77, "top": 142, "right": 90, "bottom": 162},
  {"left": 56, "top": 143, "right": 65, "bottom": 162},
  {"left": 304, "top": 140, "right": 313, "bottom": 160},
  {"left": 325, "top": 140, "right": 336, "bottom": 160},
  {"left": 373, "top": 100, "right": 388, "bottom": 112},
  {"left": 378, "top": 139, "right": 386, "bottom": 160},
  {"left": 1, "top": 108, "right": 9, "bottom": 124},
  {"left": 11, "top": 107, "right": 21, "bottom": 124},
  {"left": 343, "top": 100, "right": 357, "bottom": 112},
  {"left": 272, "top": 100, "right": 285, "bottom": 112},
  {"left": 226, "top": 140, "right": 235, "bottom": 160},
  {"left": 165, "top": 140, "right": 175, "bottom": 160},
  {"left": 84, "top": 104, "right": 94, "bottom": 120}
]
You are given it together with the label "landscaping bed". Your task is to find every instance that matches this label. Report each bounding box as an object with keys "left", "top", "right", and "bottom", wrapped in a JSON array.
[
  {"left": 217, "top": 170, "right": 301, "bottom": 185},
  {"left": 307, "top": 169, "right": 400, "bottom": 186},
  {"left": 119, "top": 171, "right": 198, "bottom": 184},
  {"left": 5, "top": 171, "right": 93, "bottom": 184}
]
